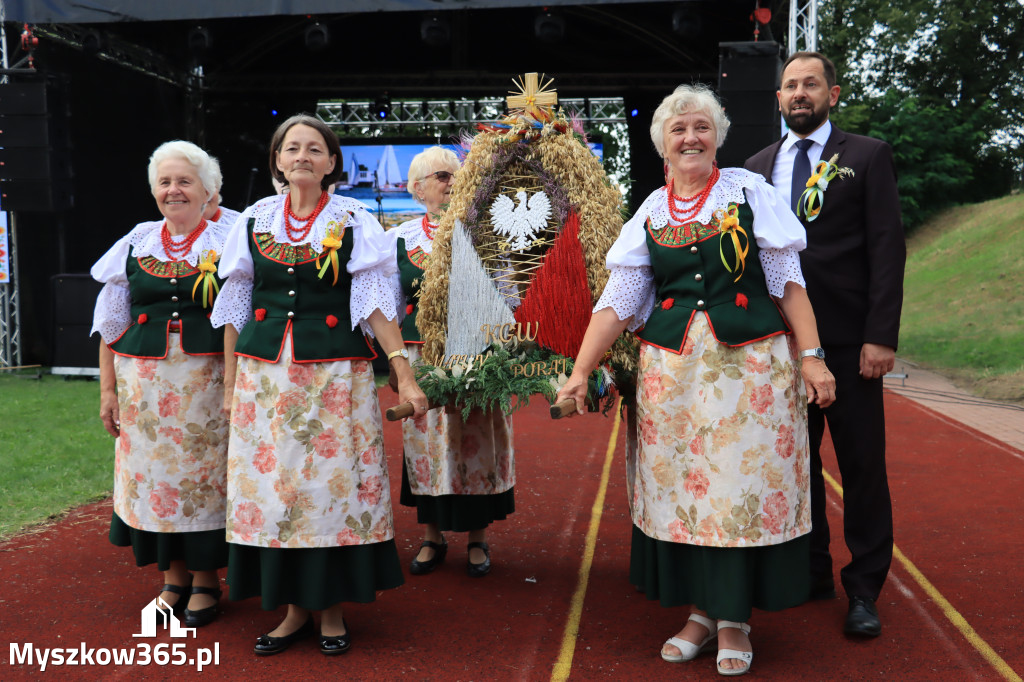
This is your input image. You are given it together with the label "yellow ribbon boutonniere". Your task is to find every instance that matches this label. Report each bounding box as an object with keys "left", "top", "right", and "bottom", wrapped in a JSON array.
[
  {"left": 797, "top": 153, "right": 855, "bottom": 222},
  {"left": 191, "top": 250, "right": 220, "bottom": 308},
  {"left": 315, "top": 218, "right": 348, "bottom": 285},
  {"left": 717, "top": 205, "right": 750, "bottom": 282}
]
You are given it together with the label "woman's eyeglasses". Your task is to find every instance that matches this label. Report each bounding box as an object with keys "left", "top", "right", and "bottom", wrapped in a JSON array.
[{"left": 422, "top": 170, "right": 453, "bottom": 183}]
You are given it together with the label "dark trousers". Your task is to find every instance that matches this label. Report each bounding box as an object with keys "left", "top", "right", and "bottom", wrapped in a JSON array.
[{"left": 808, "top": 344, "right": 893, "bottom": 600}]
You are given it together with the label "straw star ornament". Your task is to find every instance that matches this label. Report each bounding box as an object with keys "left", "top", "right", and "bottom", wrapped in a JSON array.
[{"left": 506, "top": 73, "right": 557, "bottom": 117}]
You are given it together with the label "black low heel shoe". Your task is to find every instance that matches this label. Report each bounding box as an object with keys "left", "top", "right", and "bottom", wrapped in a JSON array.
[
  {"left": 409, "top": 537, "right": 447, "bottom": 575},
  {"left": 467, "top": 541, "right": 491, "bottom": 577},
  {"left": 183, "top": 585, "right": 223, "bottom": 628},
  {"left": 155, "top": 580, "right": 192, "bottom": 623},
  {"left": 320, "top": 620, "right": 352, "bottom": 656},
  {"left": 254, "top": 616, "right": 315, "bottom": 656}
]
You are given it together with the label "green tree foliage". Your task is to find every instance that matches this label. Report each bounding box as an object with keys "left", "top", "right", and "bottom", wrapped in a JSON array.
[{"left": 818, "top": 0, "right": 1024, "bottom": 228}]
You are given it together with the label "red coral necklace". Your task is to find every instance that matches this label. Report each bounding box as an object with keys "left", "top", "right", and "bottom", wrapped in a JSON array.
[
  {"left": 283, "top": 191, "right": 330, "bottom": 242},
  {"left": 161, "top": 220, "right": 208, "bottom": 261},
  {"left": 421, "top": 215, "right": 439, "bottom": 240},
  {"left": 666, "top": 167, "right": 720, "bottom": 223}
]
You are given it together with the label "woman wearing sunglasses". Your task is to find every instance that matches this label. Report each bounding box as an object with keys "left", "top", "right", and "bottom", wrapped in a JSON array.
[{"left": 389, "top": 146, "right": 515, "bottom": 577}]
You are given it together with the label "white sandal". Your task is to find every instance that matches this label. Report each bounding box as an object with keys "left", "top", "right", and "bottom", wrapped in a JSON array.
[
  {"left": 661, "top": 613, "right": 717, "bottom": 662},
  {"left": 715, "top": 620, "right": 753, "bottom": 676}
]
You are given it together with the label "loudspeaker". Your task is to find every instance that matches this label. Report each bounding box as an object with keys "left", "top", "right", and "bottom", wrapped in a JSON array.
[
  {"left": 51, "top": 273, "right": 103, "bottom": 370},
  {"left": 0, "top": 78, "right": 74, "bottom": 211},
  {"left": 717, "top": 41, "right": 782, "bottom": 168}
]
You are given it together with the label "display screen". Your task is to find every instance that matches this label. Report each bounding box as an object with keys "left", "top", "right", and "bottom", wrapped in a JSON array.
[{"left": 334, "top": 138, "right": 603, "bottom": 228}]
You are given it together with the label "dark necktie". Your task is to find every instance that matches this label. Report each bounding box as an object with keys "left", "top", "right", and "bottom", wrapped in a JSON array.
[{"left": 791, "top": 138, "right": 814, "bottom": 216}]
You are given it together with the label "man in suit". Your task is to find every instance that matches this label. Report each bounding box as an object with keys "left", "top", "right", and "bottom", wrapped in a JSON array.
[{"left": 745, "top": 51, "right": 905, "bottom": 638}]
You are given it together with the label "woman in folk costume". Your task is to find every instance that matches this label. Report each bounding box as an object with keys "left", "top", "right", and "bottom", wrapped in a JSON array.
[
  {"left": 555, "top": 84, "right": 836, "bottom": 676},
  {"left": 92, "top": 140, "right": 230, "bottom": 629},
  {"left": 391, "top": 146, "right": 515, "bottom": 578},
  {"left": 211, "top": 114, "right": 427, "bottom": 657}
]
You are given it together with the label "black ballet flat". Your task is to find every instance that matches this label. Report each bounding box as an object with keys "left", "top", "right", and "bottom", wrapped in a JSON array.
[
  {"left": 467, "top": 541, "right": 491, "bottom": 577},
  {"left": 320, "top": 619, "right": 352, "bottom": 656},
  {"left": 183, "top": 585, "right": 223, "bottom": 628},
  {"left": 254, "top": 616, "right": 315, "bottom": 656},
  {"left": 410, "top": 537, "right": 447, "bottom": 575}
]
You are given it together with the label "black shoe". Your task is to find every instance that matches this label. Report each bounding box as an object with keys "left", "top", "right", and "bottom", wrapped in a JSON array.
[
  {"left": 254, "top": 616, "right": 315, "bottom": 656},
  {"left": 320, "top": 619, "right": 352, "bottom": 656},
  {"left": 155, "top": 579, "right": 192, "bottom": 623},
  {"left": 410, "top": 537, "right": 447, "bottom": 575},
  {"left": 467, "top": 541, "right": 491, "bottom": 577},
  {"left": 183, "top": 585, "right": 223, "bottom": 628},
  {"left": 810, "top": 576, "right": 837, "bottom": 601},
  {"left": 844, "top": 596, "right": 881, "bottom": 637}
]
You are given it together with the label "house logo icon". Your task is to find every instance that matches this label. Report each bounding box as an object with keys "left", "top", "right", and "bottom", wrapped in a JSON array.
[{"left": 133, "top": 597, "right": 197, "bottom": 638}]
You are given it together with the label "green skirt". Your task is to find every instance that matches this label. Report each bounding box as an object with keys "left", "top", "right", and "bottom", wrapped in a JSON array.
[
  {"left": 630, "top": 525, "right": 810, "bottom": 622},
  {"left": 109, "top": 512, "right": 228, "bottom": 572},
  {"left": 399, "top": 459, "right": 515, "bottom": 532},
  {"left": 227, "top": 541, "right": 404, "bottom": 611}
]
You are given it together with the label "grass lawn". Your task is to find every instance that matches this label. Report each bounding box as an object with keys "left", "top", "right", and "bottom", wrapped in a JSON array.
[
  {"left": 900, "top": 193, "right": 1024, "bottom": 402},
  {"left": 0, "top": 372, "right": 113, "bottom": 538}
]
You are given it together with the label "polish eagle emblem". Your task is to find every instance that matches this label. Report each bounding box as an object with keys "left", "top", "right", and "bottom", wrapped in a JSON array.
[{"left": 489, "top": 189, "right": 552, "bottom": 251}]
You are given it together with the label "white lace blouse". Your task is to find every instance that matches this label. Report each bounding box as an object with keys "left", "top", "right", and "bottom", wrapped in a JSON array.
[
  {"left": 210, "top": 193, "right": 401, "bottom": 337},
  {"left": 595, "top": 168, "right": 807, "bottom": 331},
  {"left": 89, "top": 220, "right": 229, "bottom": 344}
]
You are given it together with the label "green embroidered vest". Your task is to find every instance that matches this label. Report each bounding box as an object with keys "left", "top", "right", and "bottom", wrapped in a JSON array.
[
  {"left": 636, "top": 201, "right": 789, "bottom": 352},
  {"left": 235, "top": 218, "right": 376, "bottom": 363},
  {"left": 109, "top": 254, "right": 224, "bottom": 358},
  {"left": 397, "top": 236, "right": 429, "bottom": 344}
]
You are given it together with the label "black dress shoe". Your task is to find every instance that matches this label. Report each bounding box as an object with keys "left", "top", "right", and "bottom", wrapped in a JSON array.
[
  {"left": 254, "top": 616, "right": 315, "bottom": 656},
  {"left": 410, "top": 537, "right": 447, "bottom": 575},
  {"left": 183, "top": 585, "right": 223, "bottom": 628},
  {"left": 320, "top": 619, "right": 352, "bottom": 656},
  {"left": 844, "top": 596, "right": 881, "bottom": 637},
  {"left": 810, "top": 576, "right": 837, "bottom": 601},
  {"left": 467, "top": 541, "right": 491, "bottom": 577}
]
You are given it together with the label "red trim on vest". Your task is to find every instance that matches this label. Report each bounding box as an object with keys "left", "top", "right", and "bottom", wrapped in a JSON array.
[
  {"left": 639, "top": 308, "right": 792, "bottom": 355},
  {"left": 233, "top": 319, "right": 378, "bottom": 364},
  {"left": 109, "top": 319, "right": 222, "bottom": 359}
]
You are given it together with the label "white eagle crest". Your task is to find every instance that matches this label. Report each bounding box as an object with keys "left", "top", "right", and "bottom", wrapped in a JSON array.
[{"left": 490, "top": 189, "right": 552, "bottom": 251}]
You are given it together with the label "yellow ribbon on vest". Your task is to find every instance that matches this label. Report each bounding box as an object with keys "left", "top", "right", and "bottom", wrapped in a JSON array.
[{"left": 191, "top": 250, "right": 220, "bottom": 308}]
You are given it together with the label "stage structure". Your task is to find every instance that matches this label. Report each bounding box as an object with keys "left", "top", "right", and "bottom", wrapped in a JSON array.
[
  {"left": 318, "top": 97, "right": 626, "bottom": 133},
  {"left": 788, "top": 0, "right": 819, "bottom": 54},
  {"left": 1, "top": 3, "right": 23, "bottom": 368}
]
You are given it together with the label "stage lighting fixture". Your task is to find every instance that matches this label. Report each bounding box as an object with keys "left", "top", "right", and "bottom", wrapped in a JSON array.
[
  {"left": 534, "top": 10, "right": 565, "bottom": 43},
  {"left": 188, "top": 26, "right": 212, "bottom": 55},
  {"left": 82, "top": 29, "right": 104, "bottom": 56},
  {"left": 631, "top": 108, "right": 639, "bottom": 118},
  {"left": 305, "top": 22, "right": 330, "bottom": 51},
  {"left": 671, "top": 4, "right": 703, "bottom": 40},
  {"left": 420, "top": 13, "right": 451, "bottom": 47},
  {"left": 375, "top": 94, "right": 391, "bottom": 120}
]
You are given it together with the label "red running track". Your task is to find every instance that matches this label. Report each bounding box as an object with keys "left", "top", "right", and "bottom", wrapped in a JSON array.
[{"left": 1, "top": 390, "right": 1021, "bottom": 680}]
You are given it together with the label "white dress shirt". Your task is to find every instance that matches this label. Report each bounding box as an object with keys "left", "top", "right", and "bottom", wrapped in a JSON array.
[{"left": 772, "top": 120, "right": 832, "bottom": 210}]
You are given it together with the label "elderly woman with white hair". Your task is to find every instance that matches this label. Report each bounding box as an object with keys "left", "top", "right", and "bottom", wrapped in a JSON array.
[
  {"left": 203, "top": 156, "right": 242, "bottom": 228},
  {"left": 555, "top": 84, "right": 835, "bottom": 676},
  {"left": 390, "top": 146, "right": 515, "bottom": 578},
  {"left": 91, "top": 140, "right": 230, "bottom": 629}
]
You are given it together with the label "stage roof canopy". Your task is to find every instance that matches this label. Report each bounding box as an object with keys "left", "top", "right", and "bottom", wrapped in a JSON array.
[{"left": 6, "top": 0, "right": 658, "bottom": 24}]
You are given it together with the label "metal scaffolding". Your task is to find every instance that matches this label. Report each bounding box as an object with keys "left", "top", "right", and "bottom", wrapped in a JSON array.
[
  {"left": 317, "top": 97, "right": 626, "bottom": 134},
  {"left": 0, "top": 0, "right": 23, "bottom": 368},
  {"left": 788, "top": 0, "right": 819, "bottom": 55}
]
